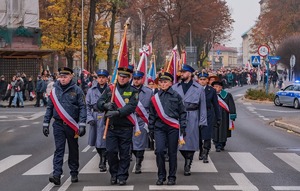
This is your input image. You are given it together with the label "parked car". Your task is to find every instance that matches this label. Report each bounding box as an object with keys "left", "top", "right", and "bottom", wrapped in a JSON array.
[{"left": 274, "top": 81, "right": 300, "bottom": 108}]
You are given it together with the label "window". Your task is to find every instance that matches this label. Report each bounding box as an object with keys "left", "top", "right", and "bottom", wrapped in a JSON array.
[{"left": 284, "top": 85, "right": 294, "bottom": 91}]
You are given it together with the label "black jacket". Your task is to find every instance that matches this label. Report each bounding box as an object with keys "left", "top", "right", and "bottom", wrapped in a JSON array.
[
  {"left": 149, "top": 87, "right": 187, "bottom": 130},
  {"left": 97, "top": 82, "right": 139, "bottom": 128}
]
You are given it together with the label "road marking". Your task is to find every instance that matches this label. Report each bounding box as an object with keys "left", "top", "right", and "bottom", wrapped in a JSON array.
[
  {"left": 83, "top": 186, "right": 134, "bottom": 190},
  {"left": 258, "top": 116, "right": 264, "bottom": 118},
  {"left": 28, "top": 111, "right": 45, "bottom": 120},
  {"left": 243, "top": 103, "right": 252, "bottom": 105},
  {"left": 149, "top": 185, "right": 199, "bottom": 190},
  {"left": 57, "top": 177, "right": 71, "bottom": 191},
  {"left": 82, "top": 145, "right": 91, "bottom": 152},
  {"left": 0, "top": 116, "right": 8, "bottom": 118},
  {"left": 80, "top": 154, "right": 106, "bottom": 174},
  {"left": 20, "top": 125, "right": 29, "bottom": 128},
  {"left": 137, "top": 151, "right": 157, "bottom": 172},
  {"left": 229, "top": 152, "right": 273, "bottom": 173},
  {"left": 32, "top": 122, "right": 40, "bottom": 124},
  {"left": 7, "top": 129, "right": 14, "bottom": 133},
  {"left": 0, "top": 155, "right": 31, "bottom": 173},
  {"left": 272, "top": 186, "right": 300, "bottom": 190},
  {"left": 23, "top": 154, "right": 68, "bottom": 175},
  {"left": 247, "top": 106, "right": 256, "bottom": 110},
  {"left": 255, "top": 108, "right": 300, "bottom": 113},
  {"left": 251, "top": 111, "right": 258, "bottom": 114},
  {"left": 92, "top": 148, "right": 96, "bottom": 152},
  {"left": 214, "top": 173, "right": 258, "bottom": 191},
  {"left": 234, "top": 94, "right": 244, "bottom": 97},
  {"left": 263, "top": 118, "right": 270, "bottom": 121},
  {"left": 274, "top": 153, "right": 300, "bottom": 172},
  {"left": 189, "top": 153, "right": 217, "bottom": 172},
  {"left": 41, "top": 175, "right": 64, "bottom": 191}
]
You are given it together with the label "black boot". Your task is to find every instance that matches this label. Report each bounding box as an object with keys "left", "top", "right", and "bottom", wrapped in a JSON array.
[
  {"left": 202, "top": 149, "right": 209, "bottom": 163},
  {"left": 99, "top": 149, "right": 107, "bottom": 172},
  {"left": 49, "top": 176, "right": 61, "bottom": 185},
  {"left": 96, "top": 148, "right": 102, "bottom": 169},
  {"left": 184, "top": 159, "right": 191, "bottom": 176},
  {"left": 135, "top": 157, "right": 143, "bottom": 174},
  {"left": 199, "top": 148, "right": 203, "bottom": 160}
]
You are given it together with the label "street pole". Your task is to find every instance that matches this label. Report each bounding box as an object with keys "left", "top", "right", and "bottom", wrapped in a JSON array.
[
  {"left": 265, "top": 56, "right": 269, "bottom": 95},
  {"left": 81, "top": 0, "right": 84, "bottom": 72},
  {"left": 138, "top": 8, "right": 143, "bottom": 48},
  {"left": 203, "top": 28, "right": 214, "bottom": 70},
  {"left": 188, "top": 23, "right": 192, "bottom": 48}
]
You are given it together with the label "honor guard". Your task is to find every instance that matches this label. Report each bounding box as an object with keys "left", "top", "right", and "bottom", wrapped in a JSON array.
[
  {"left": 197, "top": 72, "right": 221, "bottom": 163},
  {"left": 211, "top": 81, "right": 237, "bottom": 152},
  {"left": 97, "top": 67, "right": 139, "bottom": 186},
  {"left": 149, "top": 72, "right": 187, "bottom": 186},
  {"left": 172, "top": 65, "right": 207, "bottom": 176},
  {"left": 132, "top": 71, "right": 153, "bottom": 174},
  {"left": 86, "top": 69, "right": 109, "bottom": 172},
  {"left": 43, "top": 67, "right": 87, "bottom": 185}
]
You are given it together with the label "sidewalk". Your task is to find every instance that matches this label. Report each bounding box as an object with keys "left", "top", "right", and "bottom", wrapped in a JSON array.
[
  {"left": 274, "top": 117, "right": 300, "bottom": 134},
  {"left": 0, "top": 100, "right": 37, "bottom": 107}
]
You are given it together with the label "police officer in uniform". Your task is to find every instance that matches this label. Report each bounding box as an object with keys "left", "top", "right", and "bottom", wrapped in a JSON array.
[
  {"left": 43, "top": 67, "right": 87, "bottom": 185},
  {"left": 131, "top": 71, "right": 153, "bottom": 174},
  {"left": 97, "top": 67, "right": 139, "bottom": 186},
  {"left": 197, "top": 72, "right": 221, "bottom": 163},
  {"left": 172, "top": 65, "right": 207, "bottom": 176},
  {"left": 86, "top": 69, "right": 109, "bottom": 172},
  {"left": 149, "top": 72, "right": 187, "bottom": 185}
]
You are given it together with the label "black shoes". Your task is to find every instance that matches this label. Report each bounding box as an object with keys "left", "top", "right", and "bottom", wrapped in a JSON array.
[
  {"left": 71, "top": 175, "right": 78, "bottom": 183},
  {"left": 110, "top": 176, "right": 117, "bottom": 185},
  {"left": 49, "top": 176, "right": 61, "bottom": 185},
  {"left": 167, "top": 179, "right": 176, "bottom": 185},
  {"left": 156, "top": 178, "right": 166, "bottom": 185},
  {"left": 119, "top": 180, "right": 126, "bottom": 186}
]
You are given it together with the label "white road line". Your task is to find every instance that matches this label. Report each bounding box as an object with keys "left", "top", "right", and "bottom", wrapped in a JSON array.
[
  {"left": 32, "top": 122, "right": 40, "bottom": 124},
  {"left": 23, "top": 154, "right": 68, "bottom": 175},
  {"left": 92, "top": 148, "right": 96, "bottom": 152},
  {"left": 28, "top": 111, "right": 45, "bottom": 120},
  {"left": 263, "top": 118, "right": 270, "bottom": 121},
  {"left": 83, "top": 186, "right": 134, "bottom": 191},
  {"left": 80, "top": 154, "right": 106, "bottom": 174},
  {"left": 41, "top": 175, "right": 64, "bottom": 191},
  {"left": 0, "top": 116, "right": 8, "bottom": 118},
  {"left": 0, "top": 155, "right": 31, "bottom": 173},
  {"left": 149, "top": 185, "right": 199, "bottom": 190},
  {"left": 229, "top": 152, "right": 273, "bottom": 173},
  {"left": 272, "top": 186, "right": 300, "bottom": 190},
  {"left": 137, "top": 151, "right": 157, "bottom": 172},
  {"left": 247, "top": 106, "right": 256, "bottom": 110},
  {"left": 234, "top": 94, "right": 244, "bottom": 97},
  {"left": 243, "top": 103, "right": 252, "bottom": 105},
  {"left": 189, "top": 153, "right": 217, "bottom": 172},
  {"left": 57, "top": 177, "right": 71, "bottom": 191},
  {"left": 214, "top": 173, "right": 258, "bottom": 191},
  {"left": 7, "top": 129, "right": 14, "bottom": 133},
  {"left": 255, "top": 108, "right": 300, "bottom": 113},
  {"left": 258, "top": 116, "right": 265, "bottom": 118},
  {"left": 274, "top": 153, "right": 300, "bottom": 172},
  {"left": 251, "top": 111, "right": 258, "bottom": 114},
  {"left": 20, "top": 125, "right": 29, "bottom": 128},
  {"left": 82, "top": 145, "right": 91, "bottom": 152}
]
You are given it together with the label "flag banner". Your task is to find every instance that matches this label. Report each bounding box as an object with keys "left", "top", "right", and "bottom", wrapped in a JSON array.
[
  {"left": 137, "top": 45, "right": 149, "bottom": 84},
  {"left": 147, "top": 56, "right": 156, "bottom": 80}
]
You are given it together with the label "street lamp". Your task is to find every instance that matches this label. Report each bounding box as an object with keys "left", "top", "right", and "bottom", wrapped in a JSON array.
[
  {"left": 203, "top": 28, "right": 214, "bottom": 70},
  {"left": 137, "top": 8, "right": 143, "bottom": 48}
]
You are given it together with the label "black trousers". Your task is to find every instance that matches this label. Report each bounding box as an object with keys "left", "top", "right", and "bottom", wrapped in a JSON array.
[
  {"left": 36, "top": 92, "right": 47, "bottom": 106},
  {"left": 154, "top": 126, "right": 179, "bottom": 181},
  {"left": 52, "top": 121, "right": 79, "bottom": 177},
  {"left": 106, "top": 127, "right": 133, "bottom": 181}
]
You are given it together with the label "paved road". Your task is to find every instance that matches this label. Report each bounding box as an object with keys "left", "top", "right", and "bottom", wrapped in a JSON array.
[{"left": 0, "top": 85, "right": 300, "bottom": 191}]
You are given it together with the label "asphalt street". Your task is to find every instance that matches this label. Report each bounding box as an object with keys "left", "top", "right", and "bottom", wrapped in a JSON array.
[{"left": 0, "top": 85, "right": 299, "bottom": 191}]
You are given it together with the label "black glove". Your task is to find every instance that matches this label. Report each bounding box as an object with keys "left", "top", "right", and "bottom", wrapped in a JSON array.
[
  {"left": 78, "top": 126, "right": 86, "bottom": 137},
  {"left": 105, "top": 110, "right": 120, "bottom": 118},
  {"left": 180, "top": 128, "right": 186, "bottom": 137},
  {"left": 216, "top": 119, "right": 221, "bottom": 128},
  {"left": 103, "top": 102, "right": 115, "bottom": 111},
  {"left": 149, "top": 129, "right": 155, "bottom": 141},
  {"left": 88, "top": 120, "right": 96, "bottom": 127},
  {"left": 43, "top": 126, "right": 49, "bottom": 137}
]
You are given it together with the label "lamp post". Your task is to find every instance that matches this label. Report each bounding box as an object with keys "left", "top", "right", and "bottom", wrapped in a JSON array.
[
  {"left": 203, "top": 28, "right": 214, "bottom": 70},
  {"left": 137, "top": 8, "right": 143, "bottom": 48},
  {"left": 188, "top": 23, "right": 192, "bottom": 48},
  {"left": 81, "top": 0, "right": 84, "bottom": 72}
]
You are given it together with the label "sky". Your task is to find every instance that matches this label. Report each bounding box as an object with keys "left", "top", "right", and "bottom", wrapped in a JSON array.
[{"left": 225, "top": 0, "right": 261, "bottom": 48}]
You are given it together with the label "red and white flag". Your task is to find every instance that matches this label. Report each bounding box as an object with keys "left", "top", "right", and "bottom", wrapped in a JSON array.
[
  {"left": 217, "top": 96, "right": 234, "bottom": 130},
  {"left": 135, "top": 101, "right": 149, "bottom": 124}
]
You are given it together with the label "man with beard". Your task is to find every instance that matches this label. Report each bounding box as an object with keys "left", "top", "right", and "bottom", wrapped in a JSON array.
[{"left": 172, "top": 65, "right": 207, "bottom": 176}]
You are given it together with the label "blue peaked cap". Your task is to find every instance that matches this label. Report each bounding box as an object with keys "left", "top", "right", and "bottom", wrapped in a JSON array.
[
  {"left": 133, "top": 71, "right": 145, "bottom": 78},
  {"left": 198, "top": 72, "right": 209, "bottom": 78},
  {"left": 181, "top": 64, "right": 195, "bottom": 73},
  {"left": 96, "top": 69, "right": 109, "bottom": 77}
]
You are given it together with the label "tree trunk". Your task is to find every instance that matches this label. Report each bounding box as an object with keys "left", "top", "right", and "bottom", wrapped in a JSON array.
[
  {"left": 107, "top": 4, "right": 117, "bottom": 73},
  {"left": 66, "top": 51, "right": 74, "bottom": 68},
  {"left": 87, "top": 0, "right": 96, "bottom": 73}
]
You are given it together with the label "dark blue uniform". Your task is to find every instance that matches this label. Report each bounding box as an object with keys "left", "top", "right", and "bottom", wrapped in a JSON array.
[{"left": 43, "top": 80, "right": 87, "bottom": 180}]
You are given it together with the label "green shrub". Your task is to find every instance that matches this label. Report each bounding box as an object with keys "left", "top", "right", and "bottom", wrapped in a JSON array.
[{"left": 245, "top": 88, "right": 275, "bottom": 101}]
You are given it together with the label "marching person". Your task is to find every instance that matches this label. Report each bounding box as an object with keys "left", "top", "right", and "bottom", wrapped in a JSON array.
[
  {"left": 149, "top": 72, "right": 187, "bottom": 185},
  {"left": 197, "top": 72, "right": 221, "bottom": 163},
  {"left": 97, "top": 67, "right": 139, "bottom": 186},
  {"left": 131, "top": 71, "right": 153, "bottom": 174},
  {"left": 86, "top": 69, "right": 109, "bottom": 172},
  {"left": 172, "top": 65, "right": 207, "bottom": 176},
  {"left": 211, "top": 81, "right": 237, "bottom": 152},
  {"left": 43, "top": 67, "right": 87, "bottom": 186}
]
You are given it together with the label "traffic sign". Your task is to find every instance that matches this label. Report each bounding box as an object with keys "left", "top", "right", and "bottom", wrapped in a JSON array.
[
  {"left": 268, "top": 56, "right": 281, "bottom": 65},
  {"left": 251, "top": 56, "right": 260, "bottom": 65},
  {"left": 290, "top": 55, "right": 296, "bottom": 68},
  {"left": 258, "top": 45, "right": 270, "bottom": 57}
]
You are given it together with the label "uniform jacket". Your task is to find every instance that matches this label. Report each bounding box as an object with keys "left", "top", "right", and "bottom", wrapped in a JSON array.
[
  {"left": 36, "top": 79, "right": 43, "bottom": 93},
  {"left": 172, "top": 81, "right": 206, "bottom": 150},
  {"left": 149, "top": 87, "right": 187, "bottom": 130},
  {"left": 97, "top": 82, "right": 139, "bottom": 128},
  {"left": 43, "top": 80, "right": 87, "bottom": 126}
]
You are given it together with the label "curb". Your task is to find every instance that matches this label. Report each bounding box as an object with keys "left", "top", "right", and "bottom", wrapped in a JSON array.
[
  {"left": 241, "top": 96, "right": 273, "bottom": 104},
  {"left": 274, "top": 120, "right": 300, "bottom": 134}
]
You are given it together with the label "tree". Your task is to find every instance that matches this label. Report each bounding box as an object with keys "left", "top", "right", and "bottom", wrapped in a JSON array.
[
  {"left": 87, "top": 0, "right": 97, "bottom": 72},
  {"left": 276, "top": 35, "right": 300, "bottom": 79}
]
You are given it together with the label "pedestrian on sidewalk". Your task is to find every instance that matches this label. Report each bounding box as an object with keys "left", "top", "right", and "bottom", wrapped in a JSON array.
[{"left": 12, "top": 75, "right": 24, "bottom": 108}]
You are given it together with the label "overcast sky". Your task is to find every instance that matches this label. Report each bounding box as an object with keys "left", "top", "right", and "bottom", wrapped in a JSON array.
[{"left": 225, "top": 0, "right": 261, "bottom": 47}]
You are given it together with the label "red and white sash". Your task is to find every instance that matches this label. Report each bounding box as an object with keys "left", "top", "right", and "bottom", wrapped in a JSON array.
[
  {"left": 109, "top": 86, "right": 140, "bottom": 132},
  {"left": 217, "top": 96, "right": 234, "bottom": 130},
  {"left": 136, "top": 101, "right": 149, "bottom": 124},
  {"left": 50, "top": 88, "right": 79, "bottom": 133},
  {"left": 151, "top": 93, "right": 179, "bottom": 129}
]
